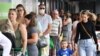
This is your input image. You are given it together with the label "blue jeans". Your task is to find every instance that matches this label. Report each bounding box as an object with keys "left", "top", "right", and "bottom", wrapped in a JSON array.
[
  {"left": 78, "top": 39, "right": 96, "bottom": 56},
  {"left": 28, "top": 44, "right": 38, "bottom": 56}
]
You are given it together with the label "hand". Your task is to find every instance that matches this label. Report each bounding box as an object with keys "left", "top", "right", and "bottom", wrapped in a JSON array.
[
  {"left": 39, "top": 32, "right": 43, "bottom": 37},
  {"left": 74, "top": 43, "right": 78, "bottom": 51},
  {"left": 71, "top": 40, "right": 75, "bottom": 50}
]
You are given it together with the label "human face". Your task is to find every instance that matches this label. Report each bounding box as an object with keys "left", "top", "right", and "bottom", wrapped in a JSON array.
[
  {"left": 52, "top": 11, "right": 59, "bottom": 19},
  {"left": 25, "top": 18, "right": 31, "bottom": 26},
  {"left": 61, "top": 41, "right": 68, "bottom": 49},
  {"left": 17, "top": 7, "right": 24, "bottom": 17},
  {"left": 39, "top": 6, "right": 45, "bottom": 15},
  {"left": 81, "top": 14, "right": 89, "bottom": 22},
  {"left": 8, "top": 10, "right": 17, "bottom": 22}
]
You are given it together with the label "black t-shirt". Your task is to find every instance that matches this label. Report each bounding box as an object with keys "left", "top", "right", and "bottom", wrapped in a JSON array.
[{"left": 74, "top": 21, "right": 97, "bottom": 44}]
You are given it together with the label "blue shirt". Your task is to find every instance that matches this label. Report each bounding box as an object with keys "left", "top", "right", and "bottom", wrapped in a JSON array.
[{"left": 57, "top": 48, "right": 73, "bottom": 56}]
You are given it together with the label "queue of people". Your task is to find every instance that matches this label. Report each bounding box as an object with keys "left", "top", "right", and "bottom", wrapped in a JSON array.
[{"left": 0, "top": 3, "right": 99, "bottom": 56}]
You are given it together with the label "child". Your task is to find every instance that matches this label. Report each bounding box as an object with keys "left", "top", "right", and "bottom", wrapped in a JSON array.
[{"left": 57, "top": 39, "right": 74, "bottom": 56}]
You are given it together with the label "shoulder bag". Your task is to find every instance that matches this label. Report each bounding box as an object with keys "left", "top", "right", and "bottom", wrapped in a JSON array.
[
  {"left": 81, "top": 23, "right": 92, "bottom": 38},
  {"left": 37, "top": 36, "right": 48, "bottom": 48}
]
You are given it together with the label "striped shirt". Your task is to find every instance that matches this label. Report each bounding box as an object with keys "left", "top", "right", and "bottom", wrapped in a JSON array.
[{"left": 50, "top": 17, "right": 62, "bottom": 36}]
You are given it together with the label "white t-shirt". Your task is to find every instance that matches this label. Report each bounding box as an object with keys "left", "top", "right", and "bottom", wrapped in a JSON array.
[{"left": 37, "top": 14, "right": 52, "bottom": 37}]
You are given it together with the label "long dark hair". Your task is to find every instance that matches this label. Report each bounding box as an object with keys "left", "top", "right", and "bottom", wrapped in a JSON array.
[{"left": 25, "top": 12, "right": 37, "bottom": 27}]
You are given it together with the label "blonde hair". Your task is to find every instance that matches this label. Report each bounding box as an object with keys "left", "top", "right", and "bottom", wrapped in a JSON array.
[{"left": 80, "top": 10, "right": 97, "bottom": 21}]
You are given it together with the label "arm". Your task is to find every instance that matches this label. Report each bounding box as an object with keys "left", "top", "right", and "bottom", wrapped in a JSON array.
[
  {"left": 92, "top": 23, "right": 97, "bottom": 44},
  {"left": 19, "top": 24, "right": 27, "bottom": 54},
  {"left": 43, "top": 23, "right": 52, "bottom": 35},
  {"left": 71, "top": 24, "right": 77, "bottom": 41},
  {"left": 68, "top": 48, "right": 74, "bottom": 55},
  {"left": 74, "top": 23, "right": 80, "bottom": 51},
  {"left": 91, "top": 22, "right": 98, "bottom": 50},
  {"left": 58, "top": 18, "right": 62, "bottom": 36},
  {"left": 71, "top": 22, "right": 78, "bottom": 51},
  {"left": 28, "top": 32, "right": 38, "bottom": 44},
  {"left": 74, "top": 23, "right": 80, "bottom": 44}
]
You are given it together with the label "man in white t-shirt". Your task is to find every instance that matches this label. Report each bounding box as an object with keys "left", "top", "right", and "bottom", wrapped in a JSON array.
[{"left": 37, "top": 3, "right": 52, "bottom": 56}]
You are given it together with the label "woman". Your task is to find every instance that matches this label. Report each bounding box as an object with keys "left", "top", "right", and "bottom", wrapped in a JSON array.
[
  {"left": 62, "top": 12, "right": 72, "bottom": 43},
  {"left": 1, "top": 9, "right": 17, "bottom": 48},
  {"left": 25, "top": 12, "right": 38, "bottom": 56},
  {"left": 74, "top": 10, "right": 98, "bottom": 56},
  {"left": 8, "top": 8, "right": 27, "bottom": 55}
]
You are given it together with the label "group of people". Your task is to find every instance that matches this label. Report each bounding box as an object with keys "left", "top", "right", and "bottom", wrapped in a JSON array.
[{"left": 0, "top": 3, "right": 99, "bottom": 56}]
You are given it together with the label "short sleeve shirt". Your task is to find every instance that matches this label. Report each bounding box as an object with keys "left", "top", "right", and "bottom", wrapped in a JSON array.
[
  {"left": 57, "top": 48, "right": 73, "bottom": 56},
  {"left": 37, "top": 14, "right": 52, "bottom": 37},
  {"left": 27, "top": 27, "right": 37, "bottom": 39}
]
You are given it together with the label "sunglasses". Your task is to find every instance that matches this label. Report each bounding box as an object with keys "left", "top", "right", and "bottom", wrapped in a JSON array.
[{"left": 39, "top": 8, "right": 45, "bottom": 9}]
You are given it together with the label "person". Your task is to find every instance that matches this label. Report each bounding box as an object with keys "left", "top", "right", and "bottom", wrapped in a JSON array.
[
  {"left": 1, "top": 9, "right": 17, "bottom": 49},
  {"left": 74, "top": 10, "right": 98, "bottom": 56},
  {"left": 16, "top": 4, "right": 26, "bottom": 24},
  {"left": 16, "top": 4, "right": 27, "bottom": 55},
  {"left": 50, "top": 10, "right": 62, "bottom": 56},
  {"left": 71, "top": 13, "right": 80, "bottom": 56},
  {"left": 0, "top": 31, "right": 12, "bottom": 56},
  {"left": 59, "top": 9, "right": 64, "bottom": 19},
  {"left": 8, "top": 8, "right": 27, "bottom": 55},
  {"left": 57, "top": 39, "right": 74, "bottom": 56},
  {"left": 37, "top": 3, "right": 52, "bottom": 56},
  {"left": 62, "top": 12, "right": 72, "bottom": 43},
  {"left": 25, "top": 12, "right": 39, "bottom": 56}
]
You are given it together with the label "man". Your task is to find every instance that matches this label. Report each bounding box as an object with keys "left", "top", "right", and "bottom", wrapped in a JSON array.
[
  {"left": 50, "top": 10, "right": 62, "bottom": 56},
  {"left": 37, "top": 3, "right": 52, "bottom": 56}
]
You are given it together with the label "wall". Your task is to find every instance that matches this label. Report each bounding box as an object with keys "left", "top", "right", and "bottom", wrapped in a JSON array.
[{"left": 96, "top": 2, "right": 100, "bottom": 14}]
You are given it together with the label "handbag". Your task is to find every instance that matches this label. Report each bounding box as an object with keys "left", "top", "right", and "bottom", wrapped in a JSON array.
[{"left": 37, "top": 36, "right": 47, "bottom": 48}]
